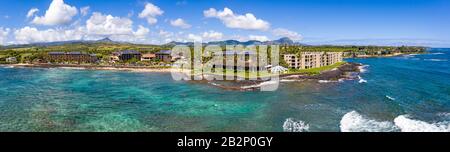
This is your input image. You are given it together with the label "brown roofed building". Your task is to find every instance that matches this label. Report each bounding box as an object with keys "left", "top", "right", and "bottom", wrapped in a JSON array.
[
  {"left": 47, "top": 52, "right": 98, "bottom": 63},
  {"left": 141, "top": 53, "right": 156, "bottom": 61}
]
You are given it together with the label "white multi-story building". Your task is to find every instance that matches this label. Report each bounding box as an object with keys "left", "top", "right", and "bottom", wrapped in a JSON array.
[{"left": 284, "top": 52, "right": 343, "bottom": 69}]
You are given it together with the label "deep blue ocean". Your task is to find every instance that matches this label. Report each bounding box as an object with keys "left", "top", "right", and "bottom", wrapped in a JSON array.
[{"left": 0, "top": 48, "right": 449, "bottom": 132}]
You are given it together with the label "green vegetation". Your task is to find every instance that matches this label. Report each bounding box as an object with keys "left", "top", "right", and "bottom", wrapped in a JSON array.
[
  {"left": 1, "top": 41, "right": 428, "bottom": 65},
  {"left": 288, "top": 62, "right": 346, "bottom": 75}
]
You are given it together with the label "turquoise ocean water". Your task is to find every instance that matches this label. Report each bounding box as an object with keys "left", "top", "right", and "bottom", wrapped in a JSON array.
[{"left": 0, "top": 48, "right": 449, "bottom": 132}]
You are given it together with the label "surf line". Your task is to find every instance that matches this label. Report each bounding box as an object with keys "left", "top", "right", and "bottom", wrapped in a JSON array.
[{"left": 177, "top": 136, "right": 212, "bottom": 150}]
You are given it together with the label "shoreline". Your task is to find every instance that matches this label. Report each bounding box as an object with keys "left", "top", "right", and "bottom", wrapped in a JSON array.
[
  {"left": 350, "top": 52, "right": 429, "bottom": 58},
  {"left": 0, "top": 63, "right": 180, "bottom": 73}
]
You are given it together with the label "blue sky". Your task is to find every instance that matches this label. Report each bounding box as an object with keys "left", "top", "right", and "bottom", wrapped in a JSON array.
[{"left": 0, "top": 0, "right": 449, "bottom": 47}]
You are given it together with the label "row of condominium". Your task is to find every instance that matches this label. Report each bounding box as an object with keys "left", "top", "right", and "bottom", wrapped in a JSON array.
[
  {"left": 42, "top": 50, "right": 342, "bottom": 70},
  {"left": 284, "top": 52, "right": 343, "bottom": 69}
]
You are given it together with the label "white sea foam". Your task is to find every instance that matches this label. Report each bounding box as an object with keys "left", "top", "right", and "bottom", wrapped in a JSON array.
[
  {"left": 358, "top": 76, "right": 367, "bottom": 83},
  {"left": 208, "top": 82, "right": 220, "bottom": 86},
  {"left": 430, "top": 52, "right": 445, "bottom": 55},
  {"left": 280, "top": 79, "right": 303, "bottom": 82},
  {"left": 394, "top": 115, "right": 450, "bottom": 132},
  {"left": 424, "top": 59, "right": 447, "bottom": 62},
  {"left": 241, "top": 81, "right": 278, "bottom": 89},
  {"left": 59, "top": 67, "right": 86, "bottom": 70},
  {"left": 340, "top": 111, "right": 450, "bottom": 132},
  {"left": 386, "top": 95, "right": 396, "bottom": 101},
  {"left": 283, "top": 118, "right": 310, "bottom": 132},
  {"left": 340, "top": 111, "right": 397, "bottom": 132},
  {"left": 318, "top": 80, "right": 342, "bottom": 83},
  {"left": 358, "top": 65, "right": 369, "bottom": 73}
]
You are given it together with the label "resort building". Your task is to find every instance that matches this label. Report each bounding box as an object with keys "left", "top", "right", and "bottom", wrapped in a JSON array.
[
  {"left": 284, "top": 52, "right": 343, "bottom": 69},
  {"left": 212, "top": 50, "right": 260, "bottom": 71},
  {"left": 156, "top": 50, "right": 173, "bottom": 62},
  {"left": 111, "top": 50, "right": 142, "bottom": 61},
  {"left": 47, "top": 52, "right": 98, "bottom": 63},
  {"left": 141, "top": 53, "right": 156, "bottom": 61},
  {"left": 5, "top": 57, "right": 17, "bottom": 63}
]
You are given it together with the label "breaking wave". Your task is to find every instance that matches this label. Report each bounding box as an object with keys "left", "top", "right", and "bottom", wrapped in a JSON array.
[
  {"left": 386, "top": 95, "right": 396, "bottom": 101},
  {"left": 430, "top": 52, "right": 445, "bottom": 55},
  {"left": 340, "top": 111, "right": 397, "bottom": 132},
  {"left": 358, "top": 65, "right": 369, "bottom": 73},
  {"left": 424, "top": 59, "right": 447, "bottom": 62},
  {"left": 394, "top": 115, "right": 450, "bottom": 132},
  {"left": 280, "top": 79, "right": 303, "bottom": 82},
  {"left": 318, "top": 79, "right": 344, "bottom": 83},
  {"left": 283, "top": 118, "right": 310, "bottom": 132},
  {"left": 358, "top": 76, "right": 367, "bottom": 83},
  {"left": 340, "top": 111, "right": 450, "bottom": 132},
  {"left": 241, "top": 81, "right": 278, "bottom": 89}
]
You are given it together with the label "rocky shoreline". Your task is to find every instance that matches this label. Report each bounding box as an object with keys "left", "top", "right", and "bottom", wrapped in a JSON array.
[
  {"left": 202, "top": 62, "right": 364, "bottom": 91},
  {"left": 281, "top": 62, "right": 362, "bottom": 81}
]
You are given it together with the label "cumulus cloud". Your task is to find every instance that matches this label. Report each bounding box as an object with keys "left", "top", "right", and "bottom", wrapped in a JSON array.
[
  {"left": 202, "top": 30, "right": 223, "bottom": 41},
  {"left": 32, "top": 0, "right": 78, "bottom": 26},
  {"left": 138, "top": 3, "right": 163, "bottom": 25},
  {"left": 272, "top": 28, "right": 302, "bottom": 40},
  {"left": 159, "top": 30, "right": 174, "bottom": 38},
  {"left": 249, "top": 35, "right": 269, "bottom": 41},
  {"left": 170, "top": 18, "right": 191, "bottom": 29},
  {"left": 86, "top": 12, "right": 134, "bottom": 36},
  {"left": 187, "top": 34, "right": 202, "bottom": 42},
  {"left": 133, "top": 25, "right": 150, "bottom": 38},
  {"left": 203, "top": 7, "right": 270, "bottom": 31},
  {"left": 0, "top": 27, "right": 10, "bottom": 45},
  {"left": 26, "top": 8, "right": 39, "bottom": 18},
  {"left": 13, "top": 11, "right": 152, "bottom": 44},
  {"left": 14, "top": 26, "right": 83, "bottom": 44},
  {"left": 80, "top": 6, "right": 90, "bottom": 16}
]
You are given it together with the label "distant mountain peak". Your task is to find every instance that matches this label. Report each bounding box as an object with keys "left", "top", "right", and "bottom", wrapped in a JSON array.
[
  {"left": 96, "top": 37, "right": 114, "bottom": 43},
  {"left": 163, "top": 37, "right": 302, "bottom": 46}
]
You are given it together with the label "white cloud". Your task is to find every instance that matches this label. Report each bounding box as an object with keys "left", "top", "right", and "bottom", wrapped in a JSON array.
[
  {"left": 80, "top": 6, "right": 90, "bottom": 16},
  {"left": 138, "top": 3, "right": 163, "bottom": 25},
  {"left": 203, "top": 7, "right": 270, "bottom": 31},
  {"left": 133, "top": 25, "right": 150, "bottom": 38},
  {"left": 0, "top": 27, "right": 10, "bottom": 45},
  {"left": 187, "top": 34, "right": 202, "bottom": 42},
  {"left": 159, "top": 30, "right": 174, "bottom": 38},
  {"left": 14, "top": 26, "right": 83, "bottom": 44},
  {"left": 26, "top": 8, "right": 39, "bottom": 18},
  {"left": 272, "top": 28, "right": 302, "bottom": 40},
  {"left": 170, "top": 18, "right": 191, "bottom": 29},
  {"left": 12, "top": 11, "right": 154, "bottom": 45},
  {"left": 86, "top": 12, "right": 134, "bottom": 36},
  {"left": 32, "top": 0, "right": 78, "bottom": 26},
  {"left": 202, "top": 30, "right": 223, "bottom": 41},
  {"left": 249, "top": 35, "right": 269, "bottom": 41}
]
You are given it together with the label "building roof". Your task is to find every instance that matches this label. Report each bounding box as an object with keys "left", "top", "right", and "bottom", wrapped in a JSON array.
[
  {"left": 142, "top": 53, "right": 156, "bottom": 58},
  {"left": 156, "top": 50, "right": 172, "bottom": 55},
  {"left": 120, "top": 50, "right": 141, "bottom": 55},
  {"left": 66, "top": 52, "right": 83, "bottom": 55},
  {"left": 48, "top": 52, "right": 65, "bottom": 55}
]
